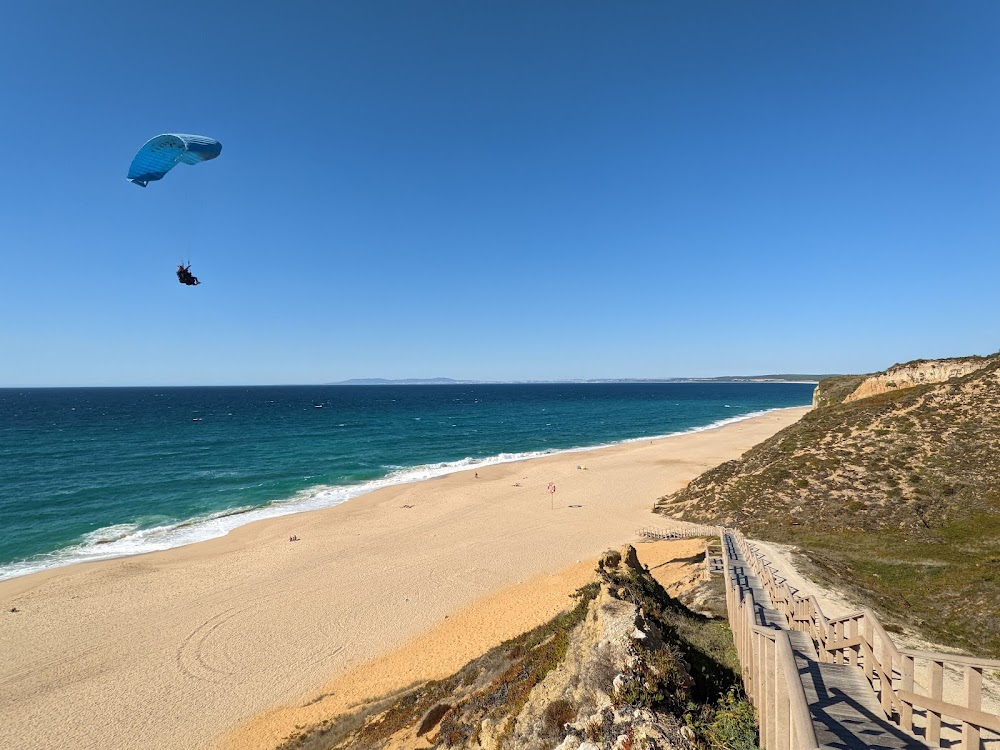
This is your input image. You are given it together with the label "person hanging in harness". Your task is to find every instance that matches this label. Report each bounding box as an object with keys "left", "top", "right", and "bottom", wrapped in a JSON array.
[{"left": 176, "top": 264, "right": 201, "bottom": 286}]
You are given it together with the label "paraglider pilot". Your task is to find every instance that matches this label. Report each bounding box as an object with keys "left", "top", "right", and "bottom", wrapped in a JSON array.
[
  {"left": 126, "top": 134, "right": 220, "bottom": 287},
  {"left": 176, "top": 264, "right": 200, "bottom": 286}
]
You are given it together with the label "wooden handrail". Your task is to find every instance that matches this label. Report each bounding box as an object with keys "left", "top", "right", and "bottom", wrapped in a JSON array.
[
  {"left": 900, "top": 649, "right": 1000, "bottom": 671},
  {"left": 775, "top": 629, "right": 819, "bottom": 747},
  {"left": 643, "top": 523, "right": 1000, "bottom": 749},
  {"left": 896, "top": 690, "right": 1000, "bottom": 734},
  {"left": 728, "top": 528, "right": 1000, "bottom": 749},
  {"left": 720, "top": 528, "right": 820, "bottom": 749}
]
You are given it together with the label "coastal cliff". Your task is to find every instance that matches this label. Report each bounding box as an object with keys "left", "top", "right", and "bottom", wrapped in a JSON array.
[
  {"left": 656, "top": 353, "right": 1000, "bottom": 656},
  {"left": 842, "top": 356, "right": 991, "bottom": 403},
  {"left": 810, "top": 374, "right": 865, "bottom": 408},
  {"left": 809, "top": 354, "right": 990, "bottom": 408},
  {"left": 278, "top": 545, "right": 750, "bottom": 750}
]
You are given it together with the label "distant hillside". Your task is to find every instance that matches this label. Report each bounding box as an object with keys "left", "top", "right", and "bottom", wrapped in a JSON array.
[
  {"left": 329, "top": 375, "right": 833, "bottom": 385},
  {"left": 656, "top": 354, "right": 1000, "bottom": 656},
  {"left": 329, "top": 378, "right": 468, "bottom": 385},
  {"left": 683, "top": 374, "right": 835, "bottom": 383}
]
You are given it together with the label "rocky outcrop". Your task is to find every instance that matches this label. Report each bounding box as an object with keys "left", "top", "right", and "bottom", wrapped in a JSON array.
[
  {"left": 501, "top": 546, "right": 691, "bottom": 750},
  {"left": 295, "top": 545, "right": 745, "bottom": 750},
  {"left": 843, "top": 357, "right": 989, "bottom": 403}
]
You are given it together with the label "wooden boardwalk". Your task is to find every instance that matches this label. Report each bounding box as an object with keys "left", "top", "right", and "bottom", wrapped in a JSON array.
[{"left": 724, "top": 532, "right": 929, "bottom": 749}]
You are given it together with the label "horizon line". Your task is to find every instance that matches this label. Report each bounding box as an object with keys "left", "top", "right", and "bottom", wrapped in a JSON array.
[{"left": 0, "top": 376, "right": 829, "bottom": 389}]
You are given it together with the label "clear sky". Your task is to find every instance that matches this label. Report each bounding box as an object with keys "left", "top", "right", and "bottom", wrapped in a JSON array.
[{"left": 2, "top": 1, "right": 998, "bottom": 386}]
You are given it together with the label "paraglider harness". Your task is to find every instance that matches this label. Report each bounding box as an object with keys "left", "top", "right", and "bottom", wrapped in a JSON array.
[{"left": 176, "top": 264, "right": 200, "bottom": 286}]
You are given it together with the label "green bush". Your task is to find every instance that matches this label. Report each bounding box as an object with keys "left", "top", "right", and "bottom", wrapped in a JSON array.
[{"left": 686, "top": 689, "right": 758, "bottom": 750}]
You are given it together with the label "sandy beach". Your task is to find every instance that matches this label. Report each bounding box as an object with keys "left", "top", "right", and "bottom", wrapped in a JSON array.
[
  {"left": 225, "top": 536, "right": 711, "bottom": 750},
  {"left": 0, "top": 406, "right": 808, "bottom": 750}
]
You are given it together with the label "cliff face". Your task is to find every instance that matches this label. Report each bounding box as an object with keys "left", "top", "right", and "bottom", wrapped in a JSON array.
[
  {"left": 811, "top": 375, "right": 866, "bottom": 408},
  {"left": 282, "top": 546, "right": 750, "bottom": 750},
  {"left": 495, "top": 547, "right": 692, "bottom": 750},
  {"left": 843, "top": 357, "right": 990, "bottom": 403}
]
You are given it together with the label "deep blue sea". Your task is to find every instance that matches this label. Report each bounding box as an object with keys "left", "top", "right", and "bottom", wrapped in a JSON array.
[{"left": 0, "top": 383, "right": 813, "bottom": 579}]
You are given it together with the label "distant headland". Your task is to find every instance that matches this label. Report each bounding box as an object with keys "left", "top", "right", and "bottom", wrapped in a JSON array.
[{"left": 327, "top": 375, "right": 832, "bottom": 385}]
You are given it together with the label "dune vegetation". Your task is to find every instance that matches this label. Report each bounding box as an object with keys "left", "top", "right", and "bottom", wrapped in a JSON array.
[{"left": 658, "top": 355, "right": 1000, "bottom": 656}]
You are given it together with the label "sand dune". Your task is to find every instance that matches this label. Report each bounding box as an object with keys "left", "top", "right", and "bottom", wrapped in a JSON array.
[{"left": 0, "top": 407, "right": 808, "bottom": 750}]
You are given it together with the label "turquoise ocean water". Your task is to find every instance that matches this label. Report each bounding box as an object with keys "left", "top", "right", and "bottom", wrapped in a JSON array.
[{"left": 0, "top": 383, "right": 813, "bottom": 580}]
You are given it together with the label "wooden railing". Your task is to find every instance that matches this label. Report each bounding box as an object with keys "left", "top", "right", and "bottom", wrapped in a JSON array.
[
  {"left": 722, "top": 533, "right": 820, "bottom": 749},
  {"left": 637, "top": 524, "right": 721, "bottom": 541},
  {"left": 637, "top": 524, "right": 722, "bottom": 581},
  {"left": 730, "top": 529, "right": 1000, "bottom": 749}
]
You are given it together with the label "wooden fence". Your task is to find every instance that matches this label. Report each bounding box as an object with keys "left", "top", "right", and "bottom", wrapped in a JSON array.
[
  {"left": 722, "top": 533, "right": 820, "bottom": 749},
  {"left": 637, "top": 524, "right": 721, "bottom": 540},
  {"left": 638, "top": 525, "right": 721, "bottom": 581},
  {"left": 731, "top": 529, "right": 1000, "bottom": 749}
]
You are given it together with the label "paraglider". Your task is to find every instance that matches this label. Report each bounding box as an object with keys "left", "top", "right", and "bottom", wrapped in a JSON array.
[
  {"left": 127, "top": 134, "right": 222, "bottom": 187},
  {"left": 127, "top": 133, "right": 221, "bottom": 285}
]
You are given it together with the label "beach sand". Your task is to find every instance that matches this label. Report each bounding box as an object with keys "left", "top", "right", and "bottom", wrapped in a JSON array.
[
  {"left": 0, "top": 407, "right": 809, "bottom": 750},
  {"left": 224, "top": 537, "right": 709, "bottom": 750}
]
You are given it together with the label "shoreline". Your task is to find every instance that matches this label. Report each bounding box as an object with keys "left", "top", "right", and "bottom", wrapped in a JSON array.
[
  {"left": 0, "top": 406, "right": 810, "bottom": 750},
  {"left": 0, "top": 405, "right": 806, "bottom": 582}
]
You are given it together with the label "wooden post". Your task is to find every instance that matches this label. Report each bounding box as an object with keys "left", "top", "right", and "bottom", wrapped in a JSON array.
[
  {"left": 848, "top": 617, "right": 858, "bottom": 667},
  {"left": 820, "top": 606, "right": 830, "bottom": 663},
  {"left": 963, "top": 665, "right": 982, "bottom": 750},
  {"left": 774, "top": 638, "right": 790, "bottom": 750},
  {"left": 863, "top": 614, "right": 875, "bottom": 684},
  {"left": 739, "top": 598, "right": 748, "bottom": 692},
  {"left": 745, "top": 603, "right": 755, "bottom": 696},
  {"left": 739, "top": 599, "right": 747, "bottom": 692},
  {"left": 928, "top": 659, "right": 943, "bottom": 745},
  {"left": 901, "top": 653, "right": 914, "bottom": 732},
  {"left": 756, "top": 628, "right": 766, "bottom": 715},
  {"left": 766, "top": 635, "right": 777, "bottom": 750},
  {"left": 833, "top": 621, "right": 843, "bottom": 664},
  {"left": 880, "top": 651, "right": 893, "bottom": 718},
  {"left": 811, "top": 603, "right": 821, "bottom": 654}
]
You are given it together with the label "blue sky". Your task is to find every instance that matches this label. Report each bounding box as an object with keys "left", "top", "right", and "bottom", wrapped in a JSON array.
[{"left": 2, "top": 1, "right": 998, "bottom": 386}]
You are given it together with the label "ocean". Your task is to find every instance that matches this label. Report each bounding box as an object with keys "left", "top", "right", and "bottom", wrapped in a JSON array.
[{"left": 0, "top": 382, "right": 813, "bottom": 580}]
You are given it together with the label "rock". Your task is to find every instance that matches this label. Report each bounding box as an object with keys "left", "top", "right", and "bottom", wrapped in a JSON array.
[
  {"left": 620, "top": 544, "right": 643, "bottom": 572},
  {"left": 416, "top": 702, "right": 451, "bottom": 736},
  {"left": 555, "top": 737, "right": 582, "bottom": 750},
  {"left": 479, "top": 717, "right": 498, "bottom": 749},
  {"left": 612, "top": 673, "right": 627, "bottom": 695}
]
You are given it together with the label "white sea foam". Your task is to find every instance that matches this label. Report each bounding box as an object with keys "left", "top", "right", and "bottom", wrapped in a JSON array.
[{"left": 0, "top": 406, "right": 797, "bottom": 581}]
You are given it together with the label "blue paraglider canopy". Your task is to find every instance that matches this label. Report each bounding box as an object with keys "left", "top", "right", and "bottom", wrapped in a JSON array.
[{"left": 127, "top": 133, "right": 222, "bottom": 187}]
